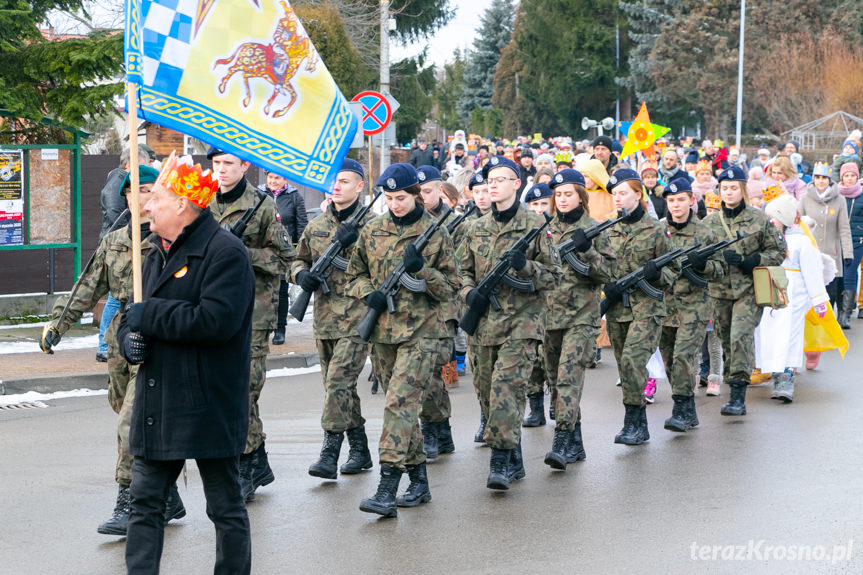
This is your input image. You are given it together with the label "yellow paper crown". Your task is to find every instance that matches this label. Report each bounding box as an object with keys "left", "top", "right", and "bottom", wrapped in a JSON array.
[
  {"left": 695, "top": 159, "right": 712, "bottom": 174},
  {"left": 762, "top": 183, "right": 786, "bottom": 204},
  {"left": 704, "top": 191, "right": 721, "bottom": 209},
  {"left": 155, "top": 151, "right": 220, "bottom": 209}
]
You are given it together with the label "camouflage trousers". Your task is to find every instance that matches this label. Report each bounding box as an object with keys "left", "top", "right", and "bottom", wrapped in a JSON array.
[
  {"left": 545, "top": 326, "right": 597, "bottom": 430},
  {"left": 245, "top": 329, "right": 270, "bottom": 455},
  {"left": 607, "top": 317, "right": 663, "bottom": 407},
  {"left": 659, "top": 317, "right": 709, "bottom": 397},
  {"left": 316, "top": 336, "right": 367, "bottom": 433},
  {"left": 420, "top": 341, "right": 452, "bottom": 424},
  {"left": 107, "top": 337, "right": 137, "bottom": 486},
  {"left": 472, "top": 339, "right": 540, "bottom": 450},
  {"left": 712, "top": 294, "right": 760, "bottom": 383},
  {"left": 372, "top": 338, "right": 449, "bottom": 471},
  {"left": 526, "top": 346, "right": 546, "bottom": 396}
]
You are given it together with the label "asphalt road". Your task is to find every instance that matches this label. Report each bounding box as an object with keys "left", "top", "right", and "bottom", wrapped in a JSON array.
[{"left": 1, "top": 337, "right": 862, "bottom": 574}]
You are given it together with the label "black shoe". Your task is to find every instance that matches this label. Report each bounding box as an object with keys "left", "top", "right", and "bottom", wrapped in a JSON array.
[
  {"left": 437, "top": 419, "right": 455, "bottom": 454},
  {"left": 523, "top": 392, "right": 546, "bottom": 427},
  {"left": 163, "top": 483, "right": 186, "bottom": 525},
  {"left": 544, "top": 428, "right": 570, "bottom": 470},
  {"left": 686, "top": 395, "right": 699, "bottom": 427},
  {"left": 309, "top": 431, "right": 344, "bottom": 479},
  {"left": 615, "top": 404, "right": 649, "bottom": 445},
  {"left": 566, "top": 421, "right": 586, "bottom": 462},
  {"left": 395, "top": 462, "right": 431, "bottom": 507},
  {"left": 95, "top": 352, "right": 108, "bottom": 363},
  {"left": 422, "top": 421, "right": 439, "bottom": 461},
  {"left": 840, "top": 290, "right": 855, "bottom": 329},
  {"left": 664, "top": 394, "right": 697, "bottom": 432},
  {"left": 250, "top": 442, "right": 276, "bottom": 491},
  {"left": 97, "top": 484, "right": 131, "bottom": 535},
  {"left": 272, "top": 329, "right": 285, "bottom": 345},
  {"left": 340, "top": 425, "right": 373, "bottom": 475},
  {"left": 486, "top": 448, "right": 511, "bottom": 490},
  {"left": 721, "top": 380, "right": 747, "bottom": 416},
  {"left": 239, "top": 451, "right": 255, "bottom": 502},
  {"left": 508, "top": 441, "right": 525, "bottom": 482},
  {"left": 474, "top": 411, "right": 487, "bottom": 444},
  {"left": 360, "top": 465, "right": 402, "bottom": 517},
  {"left": 370, "top": 371, "right": 379, "bottom": 395}
]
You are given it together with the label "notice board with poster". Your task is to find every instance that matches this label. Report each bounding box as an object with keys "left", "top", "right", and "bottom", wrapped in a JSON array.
[{"left": 0, "top": 150, "right": 24, "bottom": 246}]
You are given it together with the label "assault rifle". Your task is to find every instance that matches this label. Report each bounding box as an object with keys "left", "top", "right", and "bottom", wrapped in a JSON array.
[
  {"left": 446, "top": 201, "right": 478, "bottom": 235},
  {"left": 459, "top": 212, "right": 553, "bottom": 336},
  {"left": 679, "top": 231, "right": 750, "bottom": 288},
  {"left": 230, "top": 189, "right": 268, "bottom": 238},
  {"left": 600, "top": 239, "right": 702, "bottom": 316},
  {"left": 356, "top": 208, "right": 453, "bottom": 341},
  {"left": 289, "top": 190, "right": 383, "bottom": 321},
  {"left": 556, "top": 209, "right": 627, "bottom": 276}
]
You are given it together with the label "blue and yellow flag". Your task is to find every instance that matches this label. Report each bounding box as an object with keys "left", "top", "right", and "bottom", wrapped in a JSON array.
[{"left": 124, "top": 0, "right": 357, "bottom": 193}]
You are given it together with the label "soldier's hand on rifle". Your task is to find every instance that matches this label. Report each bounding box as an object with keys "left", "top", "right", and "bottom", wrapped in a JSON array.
[
  {"left": 570, "top": 229, "right": 592, "bottom": 253},
  {"left": 466, "top": 289, "right": 490, "bottom": 312},
  {"left": 366, "top": 290, "right": 387, "bottom": 312},
  {"left": 335, "top": 221, "right": 359, "bottom": 247},
  {"left": 643, "top": 260, "right": 661, "bottom": 282},
  {"left": 402, "top": 244, "right": 424, "bottom": 274},
  {"left": 687, "top": 251, "right": 708, "bottom": 272},
  {"left": 124, "top": 332, "right": 149, "bottom": 365},
  {"left": 603, "top": 282, "right": 623, "bottom": 302},
  {"left": 39, "top": 325, "right": 61, "bottom": 354},
  {"left": 296, "top": 270, "right": 322, "bottom": 293},
  {"left": 740, "top": 254, "right": 761, "bottom": 275},
  {"left": 505, "top": 248, "right": 527, "bottom": 271},
  {"left": 723, "top": 250, "right": 744, "bottom": 266},
  {"left": 126, "top": 302, "right": 146, "bottom": 332}
]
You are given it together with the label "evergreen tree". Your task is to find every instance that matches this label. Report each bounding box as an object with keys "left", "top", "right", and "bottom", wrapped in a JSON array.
[
  {"left": 391, "top": 55, "right": 436, "bottom": 143},
  {"left": 435, "top": 49, "right": 467, "bottom": 131}
]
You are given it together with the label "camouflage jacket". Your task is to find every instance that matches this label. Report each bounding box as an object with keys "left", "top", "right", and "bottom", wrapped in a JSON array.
[
  {"left": 703, "top": 205, "right": 787, "bottom": 300},
  {"left": 347, "top": 208, "right": 459, "bottom": 344},
  {"left": 290, "top": 202, "right": 375, "bottom": 339},
  {"left": 209, "top": 179, "right": 295, "bottom": 330},
  {"left": 50, "top": 225, "right": 152, "bottom": 336},
  {"left": 662, "top": 216, "right": 725, "bottom": 328},
  {"left": 459, "top": 203, "right": 561, "bottom": 345},
  {"left": 547, "top": 211, "right": 616, "bottom": 330},
  {"left": 606, "top": 208, "right": 678, "bottom": 322}
]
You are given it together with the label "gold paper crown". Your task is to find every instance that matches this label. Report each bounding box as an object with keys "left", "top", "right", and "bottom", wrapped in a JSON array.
[
  {"left": 762, "top": 183, "right": 786, "bottom": 204},
  {"left": 695, "top": 159, "right": 712, "bottom": 174},
  {"left": 639, "top": 160, "right": 658, "bottom": 176},
  {"left": 555, "top": 150, "right": 573, "bottom": 163},
  {"left": 704, "top": 191, "right": 721, "bottom": 209},
  {"left": 155, "top": 151, "right": 220, "bottom": 209}
]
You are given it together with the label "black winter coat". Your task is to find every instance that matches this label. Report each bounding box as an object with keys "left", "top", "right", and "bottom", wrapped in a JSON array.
[
  {"left": 100, "top": 167, "right": 130, "bottom": 240},
  {"left": 260, "top": 184, "right": 308, "bottom": 244},
  {"left": 118, "top": 211, "right": 255, "bottom": 460}
]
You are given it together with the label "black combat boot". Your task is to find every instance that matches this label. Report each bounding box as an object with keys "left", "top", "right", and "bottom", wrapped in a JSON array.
[
  {"left": 544, "top": 428, "right": 570, "bottom": 470},
  {"left": 664, "top": 394, "right": 696, "bottom": 432},
  {"left": 369, "top": 368, "right": 379, "bottom": 394},
  {"left": 549, "top": 389, "right": 557, "bottom": 421},
  {"left": 340, "top": 425, "right": 373, "bottom": 475},
  {"left": 239, "top": 451, "right": 256, "bottom": 501},
  {"left": 395, "top": 462, "right": 431, "bottom": 507},
  {"left": 523, "top": 392, "right": 546, "bottom": 427},
  {"left": 687, "top": 395, "right": 699, "bottom": 427},
  {"left": 250, "top": 442, "right": 275, "bottom": 492},
  {"left": 437, "top": 419, "right": 455, "bottom": 454},
  {"left": 163, "top": 483, "right": 186, "bottom": 525},
  {"left": 271, "top": 328, "right": 285, "bottom": 345},
  {"left": 97, "top": 484, "right": 131, "bottom": 535},
  {"left": 508, "top": 441, "right": 526, "bottom": 482},
  {"left": 566, "top": 421, "right": 586, "bottom": 462},
  {"left": 615, "top": 404, "right": 649, "bottom": 445},
  {"left": 486, "top": 448, "right": 512, "bottom": 490},
  {"left": 474, "top": 411, "right": 487, "bottom": 443},
  {"left": 840, "top": 290, "right": 855, "bottom": 329},
  {"left": 721, "top": 379, "right": 748, "bottom": 416},
  {"left": 308, "top": 431, "right": 344, "bottom": 480},
  {"left": 422, "top": 421, "right": 439, "bottom": 461},
  {"left": 359, "top": 465, "right": 402, "bottom": 517}
]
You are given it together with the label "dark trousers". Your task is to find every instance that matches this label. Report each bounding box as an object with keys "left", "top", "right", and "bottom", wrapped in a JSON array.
[
  {"left": 126, "top": 456, "right": 251, "bottom": 575},
  {"left": 276, "top": 277, "right": 289, "bottom": 331}
]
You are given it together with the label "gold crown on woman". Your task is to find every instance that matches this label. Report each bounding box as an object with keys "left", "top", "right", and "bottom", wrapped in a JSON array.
[
  {"left": 155, "top": 151, "right": 220, "bottom": 209},
  {"left": 762, "top": 183, "right": 786, "bottom": 204}
]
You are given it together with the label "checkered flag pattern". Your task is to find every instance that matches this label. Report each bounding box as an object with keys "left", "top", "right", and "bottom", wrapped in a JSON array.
[{"left": 140, "top": 0, "right": 196, "bottom": 93}]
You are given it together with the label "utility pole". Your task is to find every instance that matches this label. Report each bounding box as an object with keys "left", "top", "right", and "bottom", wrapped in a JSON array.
[
  {"left": 735, "top": 0, "right": 746, "bottom": 148},
  {"left": 615, "top": 23, "right": 620, "bottom": 140},
  {"left": 379, "top": 0, "right": 390, "bottom": 179}
]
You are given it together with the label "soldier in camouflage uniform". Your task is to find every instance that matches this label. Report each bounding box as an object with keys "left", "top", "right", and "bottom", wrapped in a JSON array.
[
  {"left": 460, "top": 156, "right": 560, "bottom": 491},
  {"left": 40, "top": 166, "right": 185, "bottom": 535},
  {"left": 658, "top": 178, "right": 725, "bottom": 432},
  {"left": 291, "top": 159, "right": 374, "bottom": 480},
  {"left": 543, "top": 169, "right": 616, "bottom": 469},
  {"left": 348, "top": 163, "right": 459, "bottom": 518},
  {"left": 602, "top": 169, "right": 678, "bottom": 446},
  {"left": 207, "top": 148, "right": 294, "bottom": 501},
  {"left": 703, "top": 166, "right": 786, "bottom": 416}
]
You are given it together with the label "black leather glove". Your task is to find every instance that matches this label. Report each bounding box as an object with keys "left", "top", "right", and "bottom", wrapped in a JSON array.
[
  {"left": 505, "top": 249, "right": 527, "bottom": 271},
  {"left": 723, "top": 250, "right": 744, "bottom": 266},
  {"left": 687, "top": 251, "right": 708, "bottom": 272},
  {"left": 296, "top": 269, "right": 322, "bottom": 293},
  {"left": 402, "top": 244, "right": 424, "bottom": 274},
  {"left": 643, "top": 260, "right": 661, "bottom": 283},
  {"left": 466, "top": 288, "right": 490, "bottom": 311},
  {"left": 124, "top": 332, "right": 149, "bottom": 365},
  {"left": 740, "top": 253, "right": 761, "bottom": 275},
  {"left": 126, "top": 302, "right": 145, "bottom": 332},
  {"left": 40, "top": 325, "right": 61, "bottom": 354},
  {"left": 603, "top": 282, "right": 622, "bottom": 302},
  {"left": 335, "top": 221, "right": 359, "bottom": 247},
  {"left": 569, "top": 229, "right": 592, "bottom": 253},
  {"left": 366, "top": 290, "right": 387, "bottom": 312}
]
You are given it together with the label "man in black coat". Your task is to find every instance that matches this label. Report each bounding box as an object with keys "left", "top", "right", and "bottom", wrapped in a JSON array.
[{"left": 118, "top": 155, "right": 255, "bottom": 574}]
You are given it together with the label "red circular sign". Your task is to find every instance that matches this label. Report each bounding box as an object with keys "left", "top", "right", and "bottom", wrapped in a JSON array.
[{"left": 352, "top": 90, "right": 393, "bottom": 136}]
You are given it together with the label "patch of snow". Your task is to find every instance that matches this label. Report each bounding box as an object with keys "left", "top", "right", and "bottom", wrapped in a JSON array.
[
  {"left": 0, "top": 334, "right": 100, "bottom": 354},
  {"left": 0, "top": 388, "right": 108, "bottom": 407}
]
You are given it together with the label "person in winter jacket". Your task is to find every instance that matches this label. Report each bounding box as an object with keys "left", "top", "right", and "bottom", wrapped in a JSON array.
[{"left": 838, "top": 162, "right": 863, "bottom": 326}]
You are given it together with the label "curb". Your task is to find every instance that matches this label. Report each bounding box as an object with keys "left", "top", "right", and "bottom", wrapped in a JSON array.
[{"left": 1, "top": 351, "right": 320, "bottom": 396}]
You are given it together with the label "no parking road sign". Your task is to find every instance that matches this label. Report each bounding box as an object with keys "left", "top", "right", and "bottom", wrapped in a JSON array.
[{"left": 352, "top": 91, "right": 393, "bottom": 136}]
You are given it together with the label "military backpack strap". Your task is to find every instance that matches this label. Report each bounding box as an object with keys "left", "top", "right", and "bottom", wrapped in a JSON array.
[{"left": 718, "top": 211, "right": 735, "bottom": 241}]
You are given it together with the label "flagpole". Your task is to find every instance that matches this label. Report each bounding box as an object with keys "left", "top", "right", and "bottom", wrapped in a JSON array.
[
  {"left": 127, "top": 81, "right": 143, "bottom": 303},
  {"left": 368, "top": 135, "right": 373, "bottom": 202}
]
